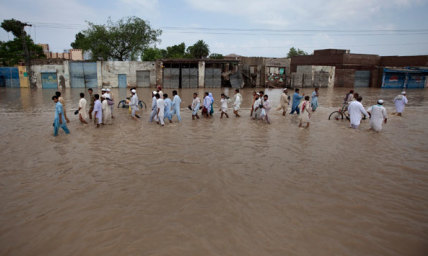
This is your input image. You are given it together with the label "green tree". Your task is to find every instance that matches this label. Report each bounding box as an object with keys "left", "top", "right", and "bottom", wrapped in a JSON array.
[
  {"left": 142, "top": 47, "right": 166, "bottom": 61},
  {"left": 71, "top": 17, "right": 162, "bottom": 61},
  {"left": 0, "top": 19, "right": 45, "bottom": 66},
  {"left": 287, "top": 47, "right": 308, "bottom": 58},
  {"left": 209, "top": 53, "right": 223, "bottom": 59},
  {"left": 187, "top": 40, "right": 209, "bottom": 59},
  {"left": 165, "top": 43, "right": 186, "bottom": 59}
]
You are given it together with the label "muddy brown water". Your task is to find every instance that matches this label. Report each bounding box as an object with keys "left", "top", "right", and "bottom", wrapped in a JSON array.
[{"left": 0, "top": 87, "right": 427, "bottom": 256}]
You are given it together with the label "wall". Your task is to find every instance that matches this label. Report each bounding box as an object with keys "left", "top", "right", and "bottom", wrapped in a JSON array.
[
  {"left": 292, "top": 65, "right": 335, "bottom": 88},
  {"left": 31, "top": 62, "right": 69, "bottom": 89},
  {"left": 240, "top": 57, "right": 264, "bottom": 87},
  {"left": 334, "top": 69, "right": 355, "bottom": 87},
  {"left": 380, "top": 56, "right": 428, "bottom": 67},
  {"left": 99, "top": 61, "right": 156, "bottom": 88},
  {"left": 198, "top": 61, "right": 205, "bottom": 88},
  {"left": 18, "top": 66, "right": 29, "bottom": 88}
]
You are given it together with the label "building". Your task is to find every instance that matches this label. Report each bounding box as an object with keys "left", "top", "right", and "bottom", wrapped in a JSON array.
[
  {"left": 38, "top": 44, "right": 84, "bottom": 61},
  {"left": 240, "top": 57, "right": 290, "bottom": 88},
  {"left": 290, "top": 49, "right": 428, "bottom": 89},
  {"left": 159, "top": 59, "right": 242, "bottom": 89}
]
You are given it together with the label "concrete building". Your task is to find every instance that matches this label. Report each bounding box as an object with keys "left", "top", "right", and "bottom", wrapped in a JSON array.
[
  {"left": 38, "top": 44, "right": 84, "bottom": 61},
  {"left": 158, "top": 59, "right": 242, "bottom": 89},
  {"left": 291, "top": 49, "right": 428, "bottom": 88},
  {"left": 240, "top": 57, "right": 290, "bottom": 88},
  {"left": 100, "top": 61, "right": 156, "bottom": 88}
]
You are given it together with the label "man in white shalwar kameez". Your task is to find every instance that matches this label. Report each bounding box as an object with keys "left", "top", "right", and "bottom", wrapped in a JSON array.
[
  {"left": 129, "top": 89, "right": 139, "bottom": 121},
  {"left": 347, "top": 96, "right": 369, "bottom": 129},
  {"left": 102, "top": 95, "right": 112, "bottom": 125},
  {"left": 155, "top": 93, "right": 165, "bottom": 126},
  {"left": 232, "top": 89, "right": 242, "bottom": 117},
  {"left": 393, "top": 91, "right": 408, "bottom": 116},
  {"left": 78, "top": 92, "right": 88, "bottom": 124},
  {"left": 367, "top": 99, "right": 387, "bottom": 132},
  {"left": 149, "top": 91, "right": 158, "bottom": 122}
]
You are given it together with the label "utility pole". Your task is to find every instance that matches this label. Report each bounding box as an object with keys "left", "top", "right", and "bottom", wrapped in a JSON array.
[{"left": 21, "top": 22, "right": 36, "bottom": 88}]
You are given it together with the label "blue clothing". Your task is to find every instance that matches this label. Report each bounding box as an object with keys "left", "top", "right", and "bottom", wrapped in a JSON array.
[
  {"left": 208, "top": 93, "right": 214, "bottom": 115},
  {"left": 311, "top": 91, "right": 318, "bottom": 111},
  {"left": 149, "top": 96, "right": 157, "bottom": 122},
  {"left": 53, "top": 102, "right": 70, "bottom": 136},
  {"left": 290, "top": 92, "right": 303, "bottom": 114},
  {"left": 164, "top": 98, "right": 172, "bottom": 121},
  {"left": 171, "top": 95, "right": 181, "bottom": 121}
]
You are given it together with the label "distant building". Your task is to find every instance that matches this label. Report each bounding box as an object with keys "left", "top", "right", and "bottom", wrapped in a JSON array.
[
  {"left": 290, "top": 49, "right": 428, "bottom": 88},
  {"left": 38, "top": 44, "right": 84, "bottom": 61}
]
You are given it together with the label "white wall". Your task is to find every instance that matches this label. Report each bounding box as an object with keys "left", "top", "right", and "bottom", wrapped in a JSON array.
[{"left": 99, "top": 61, "right": 156, "bottom": 88}]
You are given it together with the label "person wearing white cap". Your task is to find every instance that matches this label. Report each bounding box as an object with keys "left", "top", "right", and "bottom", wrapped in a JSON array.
[
  {"left": 149, "top": 91, "right": 158, "bottom": 122},
  {"left": 276, "top": 88, "right": 290, "bottom": 116},
  {"left": 129, "top": 89, "right": 139, "bottom": 121},
  {"left": 393, "top": 91, "right": 408, "bottom": 116},
  {"left": 105, "top": 88, "right": 114, "bottom": 119},
  {"left": 101, "top": 94, "right": 112, "bottom": 125},
  {"left": 347, "top": 96, "right": 369, "bottom": 129},
  {"left": 367, "top": 99, "right": 387, "bottom": 132},
  {"left": 155, "top": 93, "right": 165, "bottom": 126}
]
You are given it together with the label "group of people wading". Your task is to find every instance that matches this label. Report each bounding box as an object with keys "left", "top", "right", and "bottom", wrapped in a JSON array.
[
  {"left": 344, "top": 89, "right": 408, "bottom": 132},
  {"left": 52, "top": 86, "right": 408, "bottom": 136}
]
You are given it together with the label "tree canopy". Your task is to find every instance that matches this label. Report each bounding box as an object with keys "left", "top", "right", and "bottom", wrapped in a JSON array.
[
  {"left": 287, "top": 47, "right": 308, "bottom": 58},
  {"left": 209, "top": 53, "right": 223, "bottom": 59},
  {"left": 71, "top": 17, "right": 162, "bottom": 61},
  {"left": 187, "top": 40, "right": 209, "bottom": 59},
  {"left": 0, "top": 19, "right": 45, "bottom": 66}
]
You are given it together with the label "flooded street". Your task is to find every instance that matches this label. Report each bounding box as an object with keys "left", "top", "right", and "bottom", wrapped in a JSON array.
[{"left": 0, "top": 87, "right": 427, "bottom": 256}]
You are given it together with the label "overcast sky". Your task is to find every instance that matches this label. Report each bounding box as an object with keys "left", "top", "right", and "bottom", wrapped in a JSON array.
[{"left": 1, "top": 0, "right": 427, "bottom": 57}]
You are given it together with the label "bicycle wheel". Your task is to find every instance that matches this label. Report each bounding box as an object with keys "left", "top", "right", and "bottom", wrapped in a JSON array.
[
  {"left": 138, "top": 100, "right": 146, "bottom": 110},
  {"left": 328, "top": 111, "right": 343, "bottom": 120},
  {"left": 117, "top": 100, "right": 126, "bottom": 108}
]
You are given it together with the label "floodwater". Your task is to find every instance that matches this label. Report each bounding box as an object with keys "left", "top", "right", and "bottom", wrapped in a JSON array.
[{"left": 0, "top": 87, "right": 427, "bottom": 256}]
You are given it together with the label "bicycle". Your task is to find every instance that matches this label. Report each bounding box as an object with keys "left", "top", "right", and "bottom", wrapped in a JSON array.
[
  {"left": 328, "top": 103, "right": 350, "bottom": 120},
  {"left": 117, "top": 98, "right": 147, "bottom": 110}
]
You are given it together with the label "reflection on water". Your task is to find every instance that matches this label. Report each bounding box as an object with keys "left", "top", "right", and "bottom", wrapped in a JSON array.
[{"left": 0, "top": 87, "right": 427, "bottom": 256}]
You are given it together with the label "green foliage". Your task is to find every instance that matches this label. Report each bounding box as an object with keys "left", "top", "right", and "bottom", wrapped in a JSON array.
[
  {"left": 142, "top": 47, "right": 166, "bottom": 61},
  {"left": 209, "top": 53, "right": 223, "bottom": 59},
  {"left": 1, "top": 19, "right": 26, "bottom": 38},
  {"left": 0, "top": 19, "right": 45, "bottom": 66},
  {"left": 287, "top": 47, "right": 308, "bottom": 58},
  {"left": 165, "top": 42, "right": 187, "bottom": 59},
  {"left": 71, "top": 16, "right": 162, "bottom": 61},
  {"left": 187, "top": 40, "right": 209, "bottom": 59}
]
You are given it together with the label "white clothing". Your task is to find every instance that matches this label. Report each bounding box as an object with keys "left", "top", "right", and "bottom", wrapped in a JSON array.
[
  {"left": 253, "top": 98, "right": 262, "bottom": 119},
  {"left": 129, "top": 94, "right": 139, "bottom": 111},
  {"left": 261, "top": 99, "right": 272, "bottom": 119},
  {"left": 192, "top": 97, "right": 200, "bottom": 111},
  {"left": 93, "top": 99, "right": 102, "bottom": 124},
  {"left": 233, "top": 93, "right": 242, "bottom": 111},
  {"left": 203, "top": 96, "right": 212, "bottom": 110},
  {"left": 367, "top": 105, "right": 387, "bottom": 132},
  {"left": 221, "top": 98, "right": 228, "bottom": 113},
  {"left": 299, "top": 100, "right": 311, "bottom": 123},
  {"left": 102, "top": 99, "right": 112, "bottom": 124},
  {"left": 78, "top": 98, "right": 87, "bottom": 119},
  {"left": 348, "top": 101, "right": 369, "bottom": 127},
  {"left": 156, "top": 98, "right": 165, "bottom": 125},
  {"left": 393, "top": 95, "right": 408, "bottom": 113}
]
